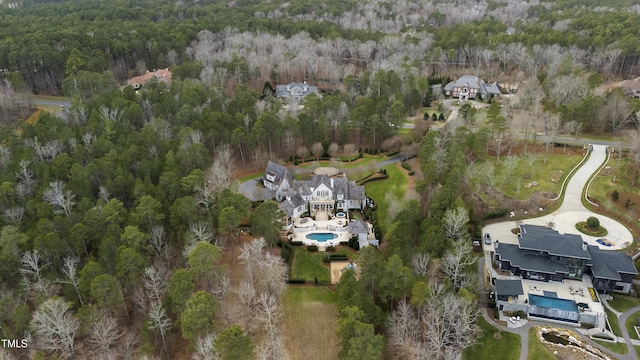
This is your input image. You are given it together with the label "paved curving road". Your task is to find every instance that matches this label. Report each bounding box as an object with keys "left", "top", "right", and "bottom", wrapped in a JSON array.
[{"left": 483, "top": 144, "right": 633, "bottom": 251}]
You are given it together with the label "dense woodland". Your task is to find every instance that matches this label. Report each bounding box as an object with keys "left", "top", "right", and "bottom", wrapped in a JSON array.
[{"left": 1, "top": 0, "right": 640, "bottom": 359}]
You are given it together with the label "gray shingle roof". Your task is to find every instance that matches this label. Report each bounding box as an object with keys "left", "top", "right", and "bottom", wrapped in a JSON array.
[
  {"left": 444, "top": 75, "right": 502, "bottom": 96},
  {"left": 518, "top": 225, "right": 591, "bottom": 260},
  {"left": 348, "top": 220, "right": 369, "bottom": 234},
  {"left": 264, "top": 161, "right": 290, "bottom": 186},
  {"left": 589, "top": 249, "right": 638, "bottom": 281},
  {"left": 276, "top": 82, "right": 318, "bottom": 98},
  {"left": 495, "top": 279, "right": 524, "bottom": 296},
  {"left": 495, "top": 243, "right": 569, "bottom": 274}
]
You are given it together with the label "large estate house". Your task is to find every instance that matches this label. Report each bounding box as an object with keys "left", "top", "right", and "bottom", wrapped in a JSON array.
[
  {"left": 127, "top": 68, "right": 172, "bottom": 90},
  {"left": 263, "top": 161, "right": 366, "bottom": 222},
  {"left": 495, "top": 224, "right": 638, "bottom": 294},
  {"left": 275, "top": 81, "right": 318, "bottom": 101},
  {"left": 444, "top": 75, "right": 502, "bottom": 100}
]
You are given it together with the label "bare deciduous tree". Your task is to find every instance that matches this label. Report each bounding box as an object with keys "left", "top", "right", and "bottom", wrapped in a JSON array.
[
  {"left": 3, "top": 207, "right": 24, "bottom": 225},
  {"left": 310, "top": 142, "right": 324, "bottom": 161},
  {"left": 388, "top": 284, "right": 479, "bottom": 360},
  {"left": 86, "top": 313, "right": 123, "bottom": 358},
  {"left": 282, "top": 130, "right": 297, "bottom": 156},
  {"left": 147, "top": 302, "right": 172, "bottom": 354},
  {"left": 208, "top": 144, "right": 234, "bottom": 193},
  {"left": 410, "top": 253, "right": 431, "bottom": 276},
  {"left": 502, "top": 155, "right": 520, "bottom": 183},
  {"left": 143, "top": 266, "right": 169, "bottom": 303},
  {"left": 192, "top": 333, "right": 218, "bottom": 360},
  {"left": 31, "top": 298, "right": 79, "bottom": 359},
  {"left": 296, "top": 146, "right": 309, "bottom": 160},
  {"left": 440, "top": 241, "right": 475, "bottom": 292},
  {"left": 327, "top": 142, "right": 340, "bottom": 159},
  {"left": 443, "top": 207, "right": 469, "bottom": 241},
  {"left": 43, "top": 181, "right": 75, "bottom": 216},
  {"left": 342, "top": 143, "right": 358, "bottom": 162},
  {"left": 58, "top": 256, "right": 83, "bottom": 306}
]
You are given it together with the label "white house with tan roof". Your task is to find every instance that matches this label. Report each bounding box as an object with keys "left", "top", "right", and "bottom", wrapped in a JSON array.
[{"left": 127, "top": 68, "right": 172, "bottom": 90}]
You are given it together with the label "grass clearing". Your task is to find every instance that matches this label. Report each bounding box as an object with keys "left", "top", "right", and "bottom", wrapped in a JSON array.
[
  {"left": 283, "top": 287, "right": 339, "bottom": 360},
  {"left": 625, "top": 311, "right": 640, "bottom": 340},
  {"left": 592, "top": 338, "right": 628, "bottom": 354},
  {"left": 527, "top": 327, "right": 557, "bottom": 360},
  {"left": 291, "top": 248, "right": 331, "bottom": 282},
  {"left": 608, "top": 295, "right": 640, "bottom": 313},
  {"left": 462, "top": 317, "right": 521, "bottom": 360},
  {"left": 491, "top": 152, "right": 584, "bottom": 200},
  {"left": 605, "top": 307, "right": 622, "bottom": 337},
  {"left": 364, "top": 164, "right": 408, "bottom": 233}
]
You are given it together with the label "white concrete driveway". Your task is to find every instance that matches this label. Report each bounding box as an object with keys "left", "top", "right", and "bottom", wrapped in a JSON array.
[{"left": 483, "top": 144, "right": 633, "bottom": 251}]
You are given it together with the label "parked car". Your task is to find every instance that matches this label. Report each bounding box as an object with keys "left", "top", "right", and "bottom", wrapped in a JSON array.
[{"left": 484, "top": 233, "right": 492, "bottom": 245}]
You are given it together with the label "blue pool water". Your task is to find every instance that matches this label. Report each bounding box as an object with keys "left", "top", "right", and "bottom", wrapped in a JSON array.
[
  {"left": 306, "top": 233, "right": 339, "bottom": 242},
  {"left": 336, "top": 212, "right": 346, "bottom": 218},
  {"left": 529, "top": 294, "right": 578, "bottom": 312}
]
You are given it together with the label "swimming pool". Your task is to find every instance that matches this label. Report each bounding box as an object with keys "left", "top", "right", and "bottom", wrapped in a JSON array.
[
  {"left": 528, "top": 294, "right": 580, "bottom": 323},
  {"left": 336, "top": 212, "right": 346, "bottom": 218},
  {"left": 305, "top": 232, "right": 339, "bottom": 242}
]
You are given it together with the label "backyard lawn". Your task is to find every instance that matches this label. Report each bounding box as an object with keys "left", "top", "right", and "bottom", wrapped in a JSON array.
[
  {"left": 527, "top": 327, "right": 557, "bottom": 360},
  {"left": 291, "top": 248, "right": 331, "bottom": 282},
  {"left": 462, "top": 317, "right": 521, "bottom": 360},
  {"left": 283, "top": 287, "right": 340, "bottom": 360},
  {"left": 491, "top": 152, "right": 584, "bottom": 200}
]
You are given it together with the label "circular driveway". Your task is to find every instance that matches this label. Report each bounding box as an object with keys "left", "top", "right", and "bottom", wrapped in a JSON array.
[{"left": 483, "top": 144, "right": 633, "bottom": 251}]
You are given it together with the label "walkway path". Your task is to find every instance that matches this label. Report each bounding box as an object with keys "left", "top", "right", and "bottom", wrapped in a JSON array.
[{"left": 479, "top": 144, "right": 638, "bottom": 359}]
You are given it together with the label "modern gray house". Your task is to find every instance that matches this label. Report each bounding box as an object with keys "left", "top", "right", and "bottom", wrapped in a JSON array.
[
  {"left": 495, "top": 224, "right": 637, "bottom": 294},
  {"left": 444, "top": 75, "right": 502, "bottom": 100}
]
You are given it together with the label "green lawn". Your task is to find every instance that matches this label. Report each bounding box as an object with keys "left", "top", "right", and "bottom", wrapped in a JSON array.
[
  {"left": 588, "top": 157, "right": 640, "bottom": 215},
  {"left": 625, "top": 311, "right": 640, "bottom": 340},
  {"left": 527, "top": 327, "right": 557, "bottom": 360},
  {"left": 462, "top": 317, "right": 521, "bottom": 360},
  {"left": 291, "top": 248, "right": 331, "bottom": 282},
  {"left": 296, "top": 153, "right": 391, "bottom": 171},
  {"left": 606, "top": 307, "right": 622, "bottom": 337},
  {"left": 592, "top": 338, "right": 628, "bottom": 354},
  {"left": 492, "top": 152, "right": 584, "bottom": 200},
  {"left": 283, "top": 287, "right": 339, "bottom": 360},
  {"left": 364, "top": 164, "right": 408, "bottom": 233},
  {"left": 608, "top": 295, "right": 640, "bottom": 313}
]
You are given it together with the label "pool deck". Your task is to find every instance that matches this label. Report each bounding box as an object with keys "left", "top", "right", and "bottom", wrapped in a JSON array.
[
  {"left": 505, "top": 275, "right": 606, "bottom": 329},
  {"left": 290, "top": 215, "right": 373, "bottom": 248}
]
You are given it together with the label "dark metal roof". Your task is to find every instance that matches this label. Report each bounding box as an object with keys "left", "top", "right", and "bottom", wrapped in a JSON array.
[
  {"left": 518, "top": 224, "right": 591, "bottom": 260},
  {"left": 495, "top": 243, "right": 569, "bottom": 274},
  {"left": 589, "top": 249, "right": 639, "bottom": 281},
  {"left": 495, "top": 279, "right": 524, "bottom": 296}
]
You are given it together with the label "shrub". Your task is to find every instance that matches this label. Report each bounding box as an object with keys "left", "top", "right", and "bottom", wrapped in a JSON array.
[
  {"left": 483, "top": 208, "right": 509, "bottom": 220},
  {"left": 439, "top": 113, "right": 445, "bottom": 121},
  {"left": 408, "top": 170, "right": 415, "bottom": 176},
  {"left": 401, "top": 160, "right": 411, "bottom": 171},
  {"left": 586, "top": 216, "right": 600, "bottom": 229},
  {"left": 307, "top": 245, "right": 318, "bottom": 252},
  {"left": 431, "top": 113, "right": 437, "bottom": 121},
  {"left": 611, "top": 189, "right": 619, "bottom": 201},
  {"left": 290, "top": 241, "right": 303, "bottom": 246},
  {"left": 325, "top": 246, "right": 336, "bottom": 252},
  {"left": 287, "top": 278, "right": 306, "bottom": 284},
  {"left": 289, "top": 154, "right": 294, "bottom": 161},
  {"left": 423, "top": 112, "right": 429, "bottom": 120}
]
